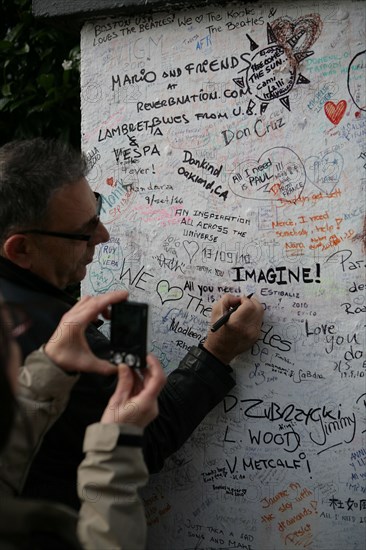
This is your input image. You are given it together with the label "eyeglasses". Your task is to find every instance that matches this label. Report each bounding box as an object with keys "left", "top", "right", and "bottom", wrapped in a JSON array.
[
  {"left": 0, "top": 303, "right": 32, "bottom": 339},
  {"left": 19, "top": 192, "right": 102, "bottom": 242}
]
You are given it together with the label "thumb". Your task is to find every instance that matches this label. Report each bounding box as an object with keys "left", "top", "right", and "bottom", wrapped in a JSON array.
[
  {"left": 100, "top": 364, "right": 137, "bottom": 425},
  {"left": 113, "top": 363, "right": 134, "bottom": 401}
]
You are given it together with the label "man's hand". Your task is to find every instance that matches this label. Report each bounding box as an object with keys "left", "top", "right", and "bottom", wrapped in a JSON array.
[
  {"left": 203, "top": 294, "right": 264, "bottom": 364},
  {"left": 101, "top": 354, "right": 166, "bottom": 428},
  {"left": 44, "top": 290, "right": 128, "bottom": 375}
]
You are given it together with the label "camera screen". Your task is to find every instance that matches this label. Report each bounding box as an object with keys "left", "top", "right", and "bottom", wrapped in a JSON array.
[{"left": 111, "top": 302, "right": 148, "bottom": 353}]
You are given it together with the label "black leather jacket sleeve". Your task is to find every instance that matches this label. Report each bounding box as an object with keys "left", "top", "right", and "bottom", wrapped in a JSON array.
[{"left": 143, "top": 346, "right": 235, "bottom": 473}]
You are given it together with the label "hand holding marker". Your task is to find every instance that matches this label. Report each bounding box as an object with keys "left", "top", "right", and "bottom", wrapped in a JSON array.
[{"left": 211, "top": 293, "right": 254, "bottom": 332}]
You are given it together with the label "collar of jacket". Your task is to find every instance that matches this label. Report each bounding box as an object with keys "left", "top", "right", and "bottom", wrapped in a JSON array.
[{"left": 0, "top": 255, "right": 76, "bottom": 306}]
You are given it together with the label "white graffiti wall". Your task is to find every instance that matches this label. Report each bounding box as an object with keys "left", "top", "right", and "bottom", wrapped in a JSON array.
[{"left": 80, "top": 1, "right": 366, "bottom": 548}]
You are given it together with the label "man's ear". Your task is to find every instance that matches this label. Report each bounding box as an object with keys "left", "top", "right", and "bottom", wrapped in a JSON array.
[{"left": 2, "top": 234, "right": 33, "bottom": 269}]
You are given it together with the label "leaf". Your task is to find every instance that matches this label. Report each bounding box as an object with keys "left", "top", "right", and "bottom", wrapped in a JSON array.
[
  {"left": 8, "top": 95, "right": 36, "bottom": 111},
  {"left": 0, "top": 0, "right": 81, "bottom": 148},
  {"left": 15, "top": 43, "right": 30, "bottom": 55},
  {"left": 37, "top": 73, "right": 55, "bottom": 91},
  {"left": 6, "top": 23, "right": 24, "bottom": 43},
  {"left": 0, "top": 97, "right": 11, "bottom": 110},
  {"left": 0, "top": 40, "right": 12, "bottom": 51},
  {"left": 1, "top": 83, "right": 12, "bottom": 97}
]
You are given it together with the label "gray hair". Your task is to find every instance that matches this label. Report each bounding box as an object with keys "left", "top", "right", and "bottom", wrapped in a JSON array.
[{"left": 0, "top": 138, "right": 89, "bottom": 246}]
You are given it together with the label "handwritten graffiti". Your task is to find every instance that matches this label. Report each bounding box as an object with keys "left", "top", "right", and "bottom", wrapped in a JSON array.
[
  {"left": 183, "top": 240, "right": 199, "bottom": 263},
  {"left": 81, "top": 3, "right": 366, "bottom": 548},
  {"left": 231, "top": 15, "right": 322, "bottom": 113},
  {"left": 229, "top": 147, "right": 306, "bottom": 202},
  {"left": 223, "top": 394, "right": 361, "bottom": 456},
  {"left": 305, "top": 150, "right": 344, "bottom": 194},
  {"left": 324, "top": 100, "right": 347, "bottom": 125},
  {"left": 347, "top": 50, "right": 366, "bottom": 112},
  {"left": 156, "top": 280, "right": 184, "bottom": 304}
]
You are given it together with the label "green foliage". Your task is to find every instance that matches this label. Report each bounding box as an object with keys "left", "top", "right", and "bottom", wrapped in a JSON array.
[{"left": 0, "top": 0, "right": 81, "bottom": 148}]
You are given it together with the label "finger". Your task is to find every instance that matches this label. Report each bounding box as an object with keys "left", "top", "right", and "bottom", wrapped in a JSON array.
[
  {"left": 80, "top": 291, "right": 128, "bottom": 320},
  {"left": 139, "top": 354, "right": 166, "bottom": 397},
  {"left": 64, "top": 291, "right": 128, "bottom": 328},
  {"left": 242, "top": 296, "right": 264, "bottom": 319},
  {"left": 231, "top": 296, "right": 261, "bottom": 323},
  {"left": 112, "top": 363, "right": 135, "bottom": 400},
  {"left": 102, "top": 364, "right": 139, "bottom": 425},
  {"left": 87, "top": 358, "right": 119, "bottom": 376},
  {"left": 106, "top": 363, "right": 134, "bottom": 404},
  {"left": 252, "top": 295, "right": 264, "bottom": 310},
  {"left": 99, "top": 290, "right": 129, "bottom": 320},
  {"left": 78, "top": 290, "right": 127, "bottom": 313},
  {"left": 217, "top": 293, "right": 242, "bottom": 314}
]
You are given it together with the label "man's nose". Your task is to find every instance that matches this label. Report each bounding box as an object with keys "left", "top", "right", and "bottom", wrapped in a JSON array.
[{"left": 90, "top": 220, "right": 110, "bottom": 245}]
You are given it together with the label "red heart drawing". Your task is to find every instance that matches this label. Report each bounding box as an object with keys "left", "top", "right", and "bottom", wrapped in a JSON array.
[{"left": 324, "top": 100, "right": 347, "bottom": 125}]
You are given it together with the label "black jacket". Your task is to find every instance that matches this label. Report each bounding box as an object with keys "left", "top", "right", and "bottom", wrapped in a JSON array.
[{"left": 0, "top": 256, "right": 235, "bottom": 509}]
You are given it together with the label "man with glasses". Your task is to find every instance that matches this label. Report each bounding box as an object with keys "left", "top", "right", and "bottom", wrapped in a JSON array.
[
  {"left": 20, "top": 191, "right": 102, "bottom": 240},
  {"left": 0, "top": 138, "right": 264, "bottom": 509}
]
